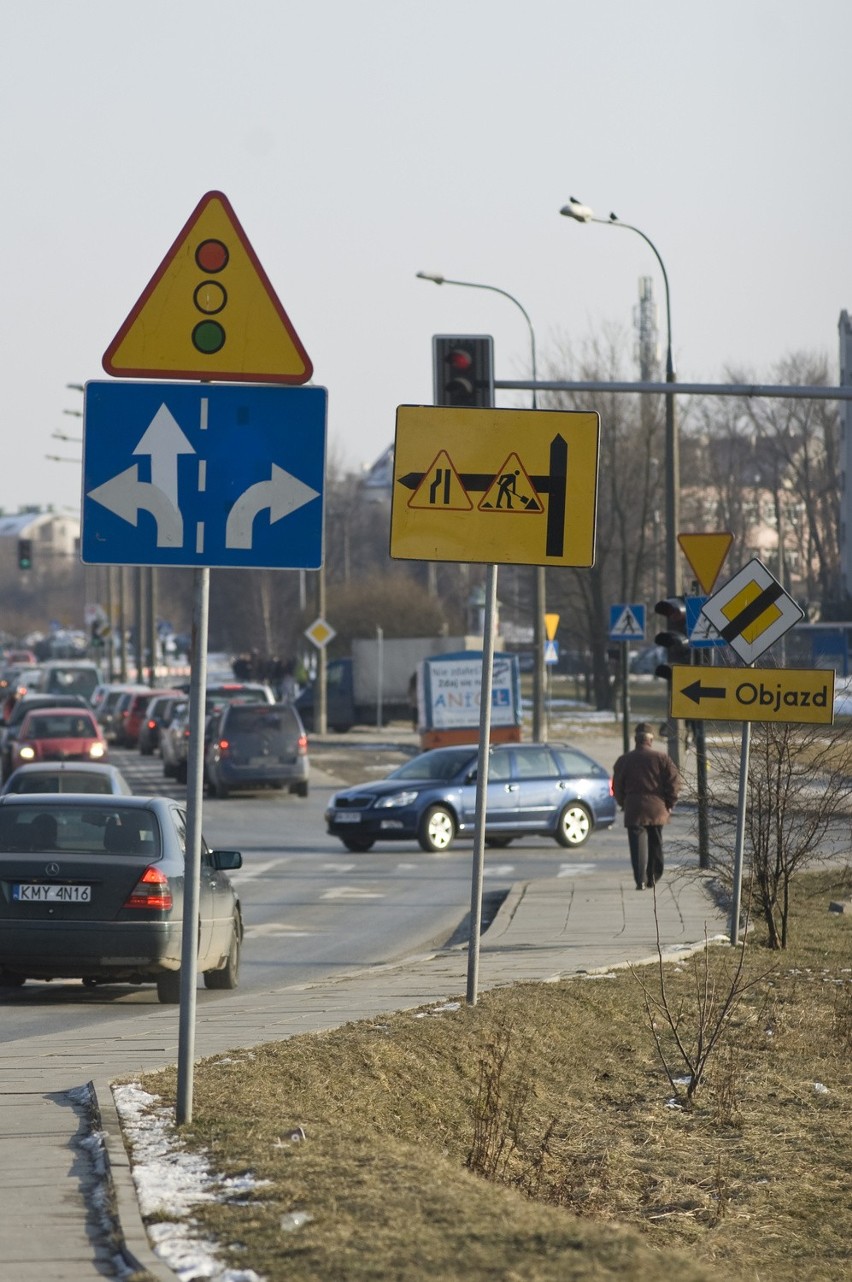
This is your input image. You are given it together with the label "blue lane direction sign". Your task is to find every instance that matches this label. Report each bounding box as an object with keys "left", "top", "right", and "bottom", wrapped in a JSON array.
[
  {"left": 609, "top": 603, "right": 645, "bottom": 641},
  {"left": 82, "top": 381, "right": 326, "bottom": 569}
]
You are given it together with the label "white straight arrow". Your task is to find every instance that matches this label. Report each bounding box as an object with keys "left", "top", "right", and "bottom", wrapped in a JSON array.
[
  {"left": 225, "top": 464, "right": 319, "bottom": 549},
  {"left": 87, "top": 465, "right": 184, "bottom": 547},
  {"left": 132, "top": 404, "right": 196, "bottom": 510}
]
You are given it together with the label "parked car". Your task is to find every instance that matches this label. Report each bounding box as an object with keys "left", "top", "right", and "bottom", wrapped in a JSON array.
[
  {"left": 0, "top": 693, "right": 92, "bottom": 781},
  {"left": 325, "top": 742, "right": 617, "bottom": 853},
  {"left": 114, "top": 688, "right": 154, "bottom": 748},
  {"left": 0, "top": 794, "right": 243, "bottom": 1002},
  {"left": 204, "top": 702, "right": 309, "bottom": 799},
  {"left": 2, "top": 762, "right": 132, "bottom": 795},
  {"left": 137, "top": 691, "right": 185, "bottom": 756},
  {"left": 10, "top": 708, "right": 107, "bottom": 773}
]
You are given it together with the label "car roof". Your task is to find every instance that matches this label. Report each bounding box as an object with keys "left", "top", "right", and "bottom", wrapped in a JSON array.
[{"left": 0, "top": 793, "right": 170, "bottom": 812}]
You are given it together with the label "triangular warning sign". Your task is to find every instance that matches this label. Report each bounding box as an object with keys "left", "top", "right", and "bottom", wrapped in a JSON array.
[
  {"left": 408, "top": 451, "right": 473, "bottom": 509},
  {"left": 102, "top": 191, "right": 313, "bottom": 385},
  {"left": 478, "top": 453, "right": 542, "bottom": 512},
  {"left": 678, "top": 531, "right": 733, "bottom": 594}
]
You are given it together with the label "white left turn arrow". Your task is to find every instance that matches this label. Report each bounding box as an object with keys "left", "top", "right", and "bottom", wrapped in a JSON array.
[
  {"left": 225, "top": 463, "right": 319, "bottom": 549},
  {"left": 132, "top": 404, "right": 196, "bottom": 510},
  {"left": 87, "top": 465, "right": 184, "bottom": 547}
]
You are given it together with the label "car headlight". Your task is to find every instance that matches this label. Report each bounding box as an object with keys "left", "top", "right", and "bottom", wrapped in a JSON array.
[
  {"left": 19, "top": 745, "right": 35, "bottom": 760},
  {"left": 375, "top": 790, "right": 419, "bottom": 809},
  {"left": 89, "top": 742, "right": 106, "bottom": 759}
]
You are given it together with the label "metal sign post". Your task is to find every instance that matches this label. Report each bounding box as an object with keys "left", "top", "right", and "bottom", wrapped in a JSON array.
[{"left": 465, "top": 563, "right": 498, "bottom": 1007}]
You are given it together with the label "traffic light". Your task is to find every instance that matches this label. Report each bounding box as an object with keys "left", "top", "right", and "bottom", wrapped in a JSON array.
[
  {"left": 432, "top": 335, "right": 494, "bottom": 408},
  {"left": 654, "top": 596, "right": 688, "bottom": 681},
  {"left": 17, "top": 539, "right": 32, "bottom": 572}
]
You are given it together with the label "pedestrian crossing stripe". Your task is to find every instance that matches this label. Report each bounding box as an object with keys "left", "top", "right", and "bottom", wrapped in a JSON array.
[
  {"left": 478, "top": 453, "right": 542, "bottom": 513},
  {"left": 407, "top": 451, "right": 473, "bottom": 510}
]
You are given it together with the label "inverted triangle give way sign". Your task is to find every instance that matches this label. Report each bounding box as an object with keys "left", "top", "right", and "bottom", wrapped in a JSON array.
[{"left": 102, "top": 190, "right": 313, "bottom": 385}]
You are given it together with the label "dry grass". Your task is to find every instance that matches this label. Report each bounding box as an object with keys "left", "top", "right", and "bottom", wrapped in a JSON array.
[{"left": 136, "top": 868, "right": 852, "bottom": 1282}]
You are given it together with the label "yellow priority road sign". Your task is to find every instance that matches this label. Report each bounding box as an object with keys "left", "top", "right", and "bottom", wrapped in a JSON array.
[
  {"left": 390, "top": 406, "right": 599, "bottom": 566},
  {"left": 670, "top": 665, "right": 835, "bottom": 725}
]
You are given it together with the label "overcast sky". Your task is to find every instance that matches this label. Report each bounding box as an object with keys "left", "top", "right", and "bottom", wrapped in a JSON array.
[{"left": 2, "top": 0, "right": 849, "bottom": 516}]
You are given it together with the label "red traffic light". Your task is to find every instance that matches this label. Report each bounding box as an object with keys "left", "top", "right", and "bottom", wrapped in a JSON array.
[{"left": 446, "top": 348, "right": 473, "bottom": 371}]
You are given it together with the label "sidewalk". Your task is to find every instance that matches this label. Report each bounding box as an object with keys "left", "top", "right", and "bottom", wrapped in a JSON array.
[{"left": 0, "top": 846, "right": 727, "bottom": 1281}]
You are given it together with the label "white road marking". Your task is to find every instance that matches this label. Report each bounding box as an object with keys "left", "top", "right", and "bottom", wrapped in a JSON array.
[
  {"left": 557, "top": 863, "right": 596, "bottom": 877},
  {"left": 246, "top": 923, "right": 315, "bottom": 938},
  {"left": 321, "top": 886, "right": 385, "bottom": 900},
  {"left": 483, "top": 864, "right": 515, "bottom": 877}
]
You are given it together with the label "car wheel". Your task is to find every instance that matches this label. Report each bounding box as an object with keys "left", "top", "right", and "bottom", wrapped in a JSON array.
[
  {"left": 417, "top": 804, "right": 456, "bottom": 853},
  {"left": 291, "top": 781, "right": 309, "bottom": 798},
  {"left": 215, "top": 780, "right": 229, "bottom": 799},
  {"left": 0, "top": 970, "right": 25, "bottom": 988},
  {"left": 555, "top": 802, "right": 592, "bottom": 848},
  {"left": 485, "top": 836, "right": 514, "bottom": 848},
  {"left": 176, "top": 762, "right": 187, "bottom": 784},
  {"left": 342, "top": 837, "right": 375, "bottom": 852},
  {"left": 163, "top": 761, "right": 176, "bottom": 779},
  {"left": 204, "top": 915, "right": 241, "bottom": 990},
  {"left": 156, "top": 969, "right": 182, "bottom": 1004}
]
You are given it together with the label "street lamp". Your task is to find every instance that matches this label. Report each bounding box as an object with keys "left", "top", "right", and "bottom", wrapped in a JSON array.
[
  {"left": 416, "top": 271, "right": 548, "bottom": 741},
  {"left": 559, "top": 199, "right": 679, "bottom": 600}
]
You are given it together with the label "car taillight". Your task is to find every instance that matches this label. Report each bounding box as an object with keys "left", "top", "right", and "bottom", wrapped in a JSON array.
[
  {"left": 297, "top": 734, "right": 308, "bottom": 756},
  {"left": 218, "top": 738, "right": 230, "bottom": 753},
  {"left": 147, "top": 720, "right": 156, "bottom": 730},
  {"left": 123, "top": 866, "right": 173, "bottom": 911},
  {"left": 609, "top": 778, "right": 614, "bottom": 796}
]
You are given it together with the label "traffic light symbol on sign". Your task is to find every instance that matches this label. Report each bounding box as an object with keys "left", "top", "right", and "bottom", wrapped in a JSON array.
[
  {"left": 432, "top": 335, "right": 494, "bottom": 408},
  {"left": 17, "top": 539, "right": 32, "bottom": 571},
  {"left": 102, "top": 190, "right": 313, "bottom": 384}
]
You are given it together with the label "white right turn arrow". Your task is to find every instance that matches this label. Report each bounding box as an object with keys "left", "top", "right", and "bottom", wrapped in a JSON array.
[{"left": 225, "top": 464, "right": 319, "bottom": 549}]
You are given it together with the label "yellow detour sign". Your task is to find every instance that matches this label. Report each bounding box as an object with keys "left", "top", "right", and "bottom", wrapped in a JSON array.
[
  {"left": 391, "top": 406, "right": 599, "bottom": 566},
  {"left": 671, "top": 665, "right": 835, "bottom": 725},
  {"left": 677, "top": 531, "right": 733, "bottom": 594},
  {"left": 103, "top": 191, "right": 313, "bottom": 384}
]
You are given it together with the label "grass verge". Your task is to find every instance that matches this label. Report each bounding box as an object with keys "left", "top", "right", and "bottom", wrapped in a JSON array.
[{"left": 135, "top": 868, "right": 852, "bottom": 1282}]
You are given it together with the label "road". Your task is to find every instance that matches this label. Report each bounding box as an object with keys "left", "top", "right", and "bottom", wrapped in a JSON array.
[{"left": 0, "top": 740, "right": 636, "bottom": 1037}]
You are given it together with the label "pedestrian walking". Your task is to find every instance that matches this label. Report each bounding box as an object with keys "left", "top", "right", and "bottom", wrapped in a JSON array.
[{"left": 612, "top": 722, "right": 682, "bottom": 890}]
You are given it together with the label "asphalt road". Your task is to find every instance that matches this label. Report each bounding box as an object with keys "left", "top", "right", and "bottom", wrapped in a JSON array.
[{"left": 0, "top": 738, "right": 638, "bottom": 1038}]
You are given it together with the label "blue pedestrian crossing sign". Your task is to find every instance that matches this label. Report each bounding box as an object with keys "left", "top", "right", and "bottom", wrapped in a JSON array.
[
  {"left": 686, "top": 595, "right": 726, "bottom": 648},
  {"left": 544, "top": 639, "right": 559, "bottom": 665},
  {"left": 609, "top": 603, "right": 645, "bottom": 641},
  {"left": 82, "top": 381, "right": 326, "bottom": 569}
]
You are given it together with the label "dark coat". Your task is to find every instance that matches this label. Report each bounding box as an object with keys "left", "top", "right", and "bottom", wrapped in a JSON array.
[{"left": 612, "top": 743, "right": 681, "bottom": 826}]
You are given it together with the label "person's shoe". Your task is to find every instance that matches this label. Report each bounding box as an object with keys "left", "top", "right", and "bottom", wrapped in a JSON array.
[{"left": 635, "top": 884, "right": 645, "bottom": 891}]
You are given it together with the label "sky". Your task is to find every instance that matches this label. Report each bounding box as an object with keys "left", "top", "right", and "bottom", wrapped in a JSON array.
[{"left": 2, "top": 0, "right": 850, "bottom": 517}]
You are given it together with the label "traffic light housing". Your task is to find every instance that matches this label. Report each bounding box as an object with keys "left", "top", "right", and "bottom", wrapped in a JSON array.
[
  {"left": 654, "top": 596, "right": 689, "bottom": 681},
  {"left": 432, "top": 335, "right": 494, "bottom": 408},
  {"left": 17, "top": 538, "right": 32, "bottom": 572}
]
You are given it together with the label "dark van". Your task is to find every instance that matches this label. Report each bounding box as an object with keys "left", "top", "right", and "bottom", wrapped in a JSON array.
[{"left": 204, "top": 703, "right": 309, "bottom": 799}]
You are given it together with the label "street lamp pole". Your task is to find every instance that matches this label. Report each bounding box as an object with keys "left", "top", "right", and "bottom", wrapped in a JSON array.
[
  {"left": 416, "top": 272, "right": 548, "bottom": 741},
  {"left": 559, "top": 200, "right": 679, "bottom": 595}
]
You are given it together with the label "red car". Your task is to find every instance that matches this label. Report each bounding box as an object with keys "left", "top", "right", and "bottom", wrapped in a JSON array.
[{"left": 11, "top": 708, "right": 107, "bottom": 771}]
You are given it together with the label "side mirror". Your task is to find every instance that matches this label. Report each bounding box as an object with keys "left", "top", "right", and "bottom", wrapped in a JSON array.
[{"left": 209, "top": 849, "right": 242, "bottom": 871}]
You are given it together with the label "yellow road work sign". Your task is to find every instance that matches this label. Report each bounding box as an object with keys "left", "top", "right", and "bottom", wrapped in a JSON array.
[
  {"left": 390, "top": 406, "right": 599, "bottom": 566},
  {"left": 103, "top": 191, "right": 313, "bottom": 384},
  {"left": 671, "top": 665, "right": 835, "bottom": 724}
]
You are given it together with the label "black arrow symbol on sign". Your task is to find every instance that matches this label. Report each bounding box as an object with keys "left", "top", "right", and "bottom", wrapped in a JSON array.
[{"left": 682, "top": 679, "right": 727, "bottom": 705}]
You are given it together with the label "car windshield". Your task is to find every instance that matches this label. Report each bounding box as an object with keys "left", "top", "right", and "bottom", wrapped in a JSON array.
[
  {"left": 24, "top": 715, "right": 95, "bottom": 740},
  {"left": 0, "top": 805, "right": 159, "bottom": 855},
  {"left": 390, "top": 749, "right": 476, "bottom": 782},
  {"left": 225, "top": 706, "right": 290, "bottom": 733}
]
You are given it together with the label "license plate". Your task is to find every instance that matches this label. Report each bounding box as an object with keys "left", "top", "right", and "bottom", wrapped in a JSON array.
[
  {"left": 334, "top": 812, "right": 362, "bottom": 824},
  {"left": 13, "top": 883, "right": 92, "bottom": 903}
]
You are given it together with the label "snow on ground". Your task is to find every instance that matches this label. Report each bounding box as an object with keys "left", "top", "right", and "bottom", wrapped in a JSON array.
[{"left": 112, "top": 1083, "right": 268, "bottom": 1282}]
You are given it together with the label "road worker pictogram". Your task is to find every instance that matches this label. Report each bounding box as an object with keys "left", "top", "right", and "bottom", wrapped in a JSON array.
[{"left": 478, "top": 453, "right": 542, "bottom": 512}]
